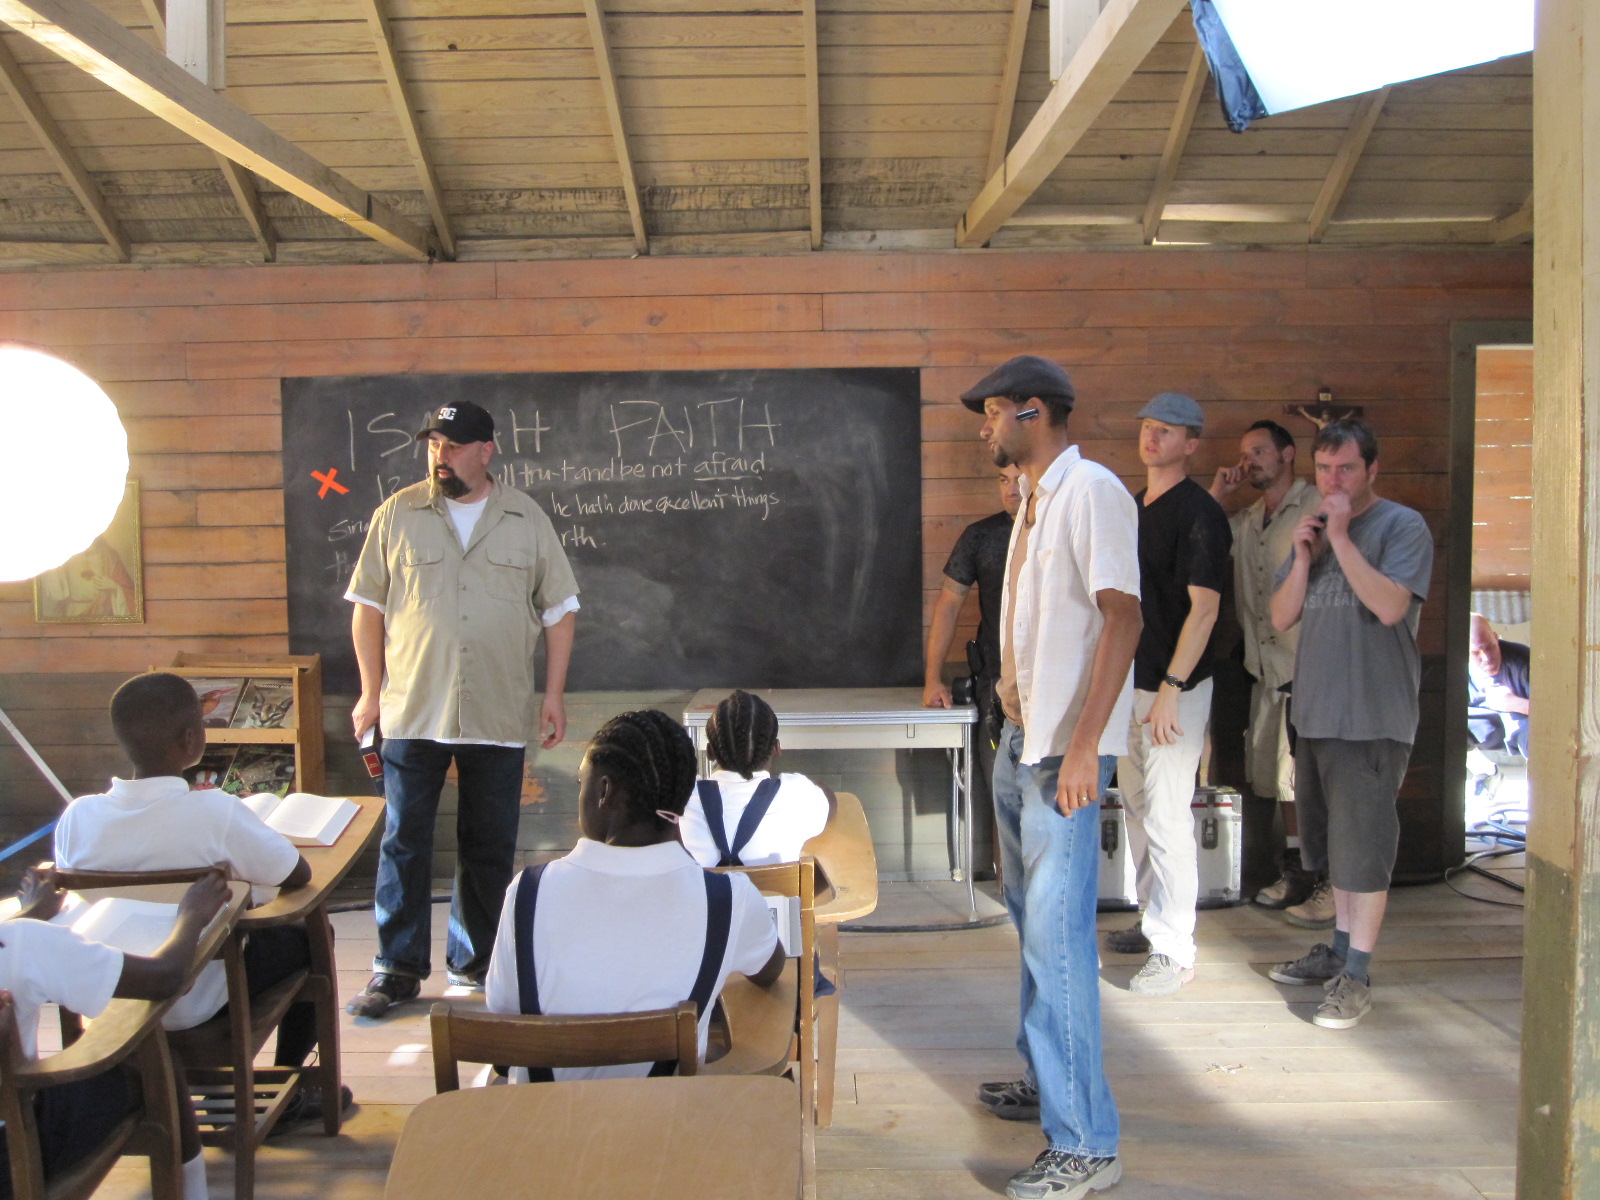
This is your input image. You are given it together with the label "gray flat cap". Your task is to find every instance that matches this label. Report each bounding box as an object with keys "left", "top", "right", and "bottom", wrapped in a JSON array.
[
  {"left": 1137, "top": 391, "right": 1205, "bottom": 432},
  {"left": 959, "top": 355, "right": 1076, "bottom": 413}
]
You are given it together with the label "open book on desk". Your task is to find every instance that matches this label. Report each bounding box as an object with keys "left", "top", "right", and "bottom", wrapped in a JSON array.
[
  {"left": 240, "top": 792, "right": 359, "bottom": 847},
  {"left": 55, "top": 896, "right": 180, "bottom": 957}
]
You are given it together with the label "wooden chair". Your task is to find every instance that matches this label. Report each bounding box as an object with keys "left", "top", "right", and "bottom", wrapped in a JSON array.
[
  {"left": 45, "top": 864, "right": 341, "bottom": 1200},
  {"left": 428, "top": 1002, "right": 701, "bottom": 1091},
  {"left": 703, "top": 858, "right": 818, "bottom": 1197},
  {"left": 0, "top": 878, "right": 246, "bottom": 1200}
]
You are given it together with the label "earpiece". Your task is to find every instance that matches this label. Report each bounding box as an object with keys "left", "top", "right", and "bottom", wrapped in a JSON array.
[{"left": 1016, "top": 407, "right": 1040, "bottom": 422}]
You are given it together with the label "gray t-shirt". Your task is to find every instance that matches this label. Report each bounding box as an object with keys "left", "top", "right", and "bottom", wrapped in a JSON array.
[{"left": 1276, "top": 498, "right": 1434, "bottom": 743}]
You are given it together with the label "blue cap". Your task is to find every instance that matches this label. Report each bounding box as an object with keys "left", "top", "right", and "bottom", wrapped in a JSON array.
[{"left": 1137, "top": 392, "right": 1205, "bottom": 432}]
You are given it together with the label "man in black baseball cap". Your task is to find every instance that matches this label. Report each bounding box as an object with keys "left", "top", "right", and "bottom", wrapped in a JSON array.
[{"left": 414, "top": 402, "right": 497, "bottom": 501}]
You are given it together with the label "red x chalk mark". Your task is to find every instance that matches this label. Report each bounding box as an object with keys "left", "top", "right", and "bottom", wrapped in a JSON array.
[{"left": 312, "top": 468, "right": 350, "bottom": 498}]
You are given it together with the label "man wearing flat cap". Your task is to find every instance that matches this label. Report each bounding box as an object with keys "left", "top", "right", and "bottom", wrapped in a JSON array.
[
  {"left": 1107, "top": 393, "right": 1231, "bottom": 996},
  {"left": 344, "top": 400, "right": 579, "bottom": 1018},
  {"left": 960, "top": 355, "right": 1142, "bottom": 1200}
]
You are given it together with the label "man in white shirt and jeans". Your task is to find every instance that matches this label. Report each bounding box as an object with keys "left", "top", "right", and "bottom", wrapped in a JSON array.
[{"left": 961, "top": 356, "right": 1143, "bottom": 1200}]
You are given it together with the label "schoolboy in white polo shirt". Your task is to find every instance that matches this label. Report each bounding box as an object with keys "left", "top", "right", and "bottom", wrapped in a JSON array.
[
  {"left": 52, "top": 674, "right": 341, "bottom": 1124},
  {"left": 680, "top": 690, "right": 836, "bottom": 869},
  {"left": 485, "top": 710, "right": 782, "bottom": 1079},
  {"left": 0, "top": 867, "right": 230, "bottom": 1200}
]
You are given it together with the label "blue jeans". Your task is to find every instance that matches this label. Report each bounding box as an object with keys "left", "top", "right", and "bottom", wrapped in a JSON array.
[
  {"left": 374, "top": 739, "right": 525, "bottom": 981},
  {"left": 992, "top": 720, "right": 1119, "bottom": 1158}
]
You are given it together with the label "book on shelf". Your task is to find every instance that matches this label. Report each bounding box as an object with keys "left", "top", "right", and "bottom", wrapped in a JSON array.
[
  {"left": 185, "top": 747, "right": 238, "bottom": 791},
  {"left": 239, "top": 792, "right": 358, "bottom": 847},
  {"left": 231, "top": 678, "right": 296, "bottom": 729},
  {"left": 186, "top": 677, "right": 246, "bottom": 728},
  {"left": 221, "top": 745, "right": 296, "bottom": 798}
]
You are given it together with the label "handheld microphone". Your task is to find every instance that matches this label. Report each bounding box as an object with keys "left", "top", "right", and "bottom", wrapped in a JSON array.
[{"left": 1016, "top": 407, "right": 1040, "bottom": 421}]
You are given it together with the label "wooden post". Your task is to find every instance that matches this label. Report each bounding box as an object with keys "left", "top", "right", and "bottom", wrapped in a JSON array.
[{"left": 1519, "top": 0, "right": 1600, "bottom": 1194}]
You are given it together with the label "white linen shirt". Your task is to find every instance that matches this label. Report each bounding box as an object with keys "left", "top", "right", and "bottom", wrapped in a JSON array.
[
  {"left": 680, "top": 771, "right": 831, "bottom": 869},
  {"left": 1001, "top": 445, "right": 1142, "bottom": 766},
  {"left": 54, "top": 775, "right": 301, "bottom": 1030},
  {"left": 484, "top": 839, "right": 777, "bottom": 1080}
]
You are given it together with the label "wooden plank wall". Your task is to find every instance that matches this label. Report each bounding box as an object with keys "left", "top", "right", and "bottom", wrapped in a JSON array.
[
  {"left": 1472, "top": 344, "right": 1534, "bottom": 590},
  {"left": 0, "top": 248, "right": 1532, "bottom": 871}
]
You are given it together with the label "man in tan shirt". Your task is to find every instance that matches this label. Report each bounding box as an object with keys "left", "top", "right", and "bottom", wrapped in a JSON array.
[
  {"left": 1209, "top": 419, "right": 1327, "bottom": 925},
  {"left": 344, "top": 400, "right": 579, "bottom": 1018}
]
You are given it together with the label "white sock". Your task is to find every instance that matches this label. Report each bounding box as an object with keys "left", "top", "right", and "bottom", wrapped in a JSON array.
[
  {"left": 1285, "top": 835, "right": 1301, "bottom": 849},
  {"left": 182, "top": 1153, "right": 208, "bottom": 1200}
]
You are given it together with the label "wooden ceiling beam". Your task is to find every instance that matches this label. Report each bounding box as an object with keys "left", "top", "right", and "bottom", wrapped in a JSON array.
[
  {"left": 1140, "top": 39, "right": 1207, "bottom": 244},
  {"left": 986, "top": 0, "right": 1032, "bottom": 179},
  {"left": 357, "top": 0, "right": 455, "bottom": 259},
  {"left": 801, "top": 0, "right": 821, "bottom": 248},
  {"left": 1307, "top": 85, "right": 1390, "bottom": 244},
  {"left": 0, "top": 33, "right": 128, "bottom": 259},
  {"left": 581, "top": 0, "right": 646, "bottom": 254},
  {"left": 0, "top": 0, "right": 435, "bottom": 261},
  {"left": 140, "top": 0, "right": 273, "bottom": 261},
  {"left": 956, "top": 0, "right": 1186, "bottom": 248}
]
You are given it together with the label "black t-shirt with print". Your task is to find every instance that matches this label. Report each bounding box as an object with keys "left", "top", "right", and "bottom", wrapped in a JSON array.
[{"left": 942, "top": 510, "right": 1013, "bottom": 679}]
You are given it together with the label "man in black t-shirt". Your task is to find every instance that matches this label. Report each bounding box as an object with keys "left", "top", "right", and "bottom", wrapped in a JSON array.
[
  {"left": 925, "top": 466, "right": 1022, "bottom": 869},
  {"left": 1109, "top": 392, "right": 1233, "bottom": 997}
]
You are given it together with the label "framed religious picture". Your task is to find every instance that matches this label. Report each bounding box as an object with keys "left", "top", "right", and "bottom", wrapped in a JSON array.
[{"left": 33, "top": 480, "right": 145, "bottom": 624}]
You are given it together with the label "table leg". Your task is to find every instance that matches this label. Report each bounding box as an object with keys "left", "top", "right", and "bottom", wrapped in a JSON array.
[{"left": 962, "top": 722, "right": 976, "bottom": 915}]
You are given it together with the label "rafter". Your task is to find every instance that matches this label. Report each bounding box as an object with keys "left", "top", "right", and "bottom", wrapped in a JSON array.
[
  {"left": 0, "top": 0, "right": 435, "bottom": 261},
  {"left": 580, "top": 0, "right": 646, "bottom": 253},
  {"left": 1495, "top": 191, "right": 1533, "bottom": 244},
  {"left": 957, "top": 0, "right": 1186, "bottom": 248},
  {"left": 801, "top": 0, "right": 821, "bottom": 248},
  {"left": 986, "top": 0, "right": 1032, "bottom": 178},
  {"left": 1140, "top": 40, "right": 1207, "bottom": 244},
  {"left": 356, "top": 0, "right": 455, "bottom": 259},
  {"left": 0, "top": 33, "right": 128, "bottom": 258},
  {"left": 140, "top": 0, "right": 273, "bottom": 260},
  {"left": 1307, "top": 85, "right": 1390, "bottom": 244}
]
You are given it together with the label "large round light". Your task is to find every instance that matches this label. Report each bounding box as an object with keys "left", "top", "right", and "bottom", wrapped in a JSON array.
[{"left": 0, "top": 345, "right": 129, "bottom": 582}]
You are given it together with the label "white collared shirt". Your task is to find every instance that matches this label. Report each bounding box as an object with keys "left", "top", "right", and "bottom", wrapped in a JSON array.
[
  {"left": 1001, "top": 446, "right": 1141, "bottom": 765},
  {"left": 680, "top": 771, "right": 831, "bottom": 869},
  {"left": 484, "top": 839, "right": 777, "bottom": 1080}
]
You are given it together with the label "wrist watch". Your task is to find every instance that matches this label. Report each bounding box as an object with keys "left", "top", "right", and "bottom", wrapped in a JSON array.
[{"left": 1162, "top": 674, "right": 1186, "bottom": 690}]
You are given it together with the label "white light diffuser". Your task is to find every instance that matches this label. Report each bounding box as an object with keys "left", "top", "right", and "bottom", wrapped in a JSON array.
[
  {"left": 1210, "top": 0, "right": 1533, "bottom": 115},
  {"left": 0, "top": 345, "right": 128, "bottom": 582}
]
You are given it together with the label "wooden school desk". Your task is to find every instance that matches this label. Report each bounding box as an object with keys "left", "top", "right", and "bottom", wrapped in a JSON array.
[
  {"left": 384, "top": 1075, "right": 802, "bottom": 1199},
  {"left": 684, "top": 688, "right": 979, "bottom": 913}
]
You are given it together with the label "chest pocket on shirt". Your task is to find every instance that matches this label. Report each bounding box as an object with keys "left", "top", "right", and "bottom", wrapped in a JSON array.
[
  {"left": 399, "top": 545, "right": 446, "bottom": 600},
  {"left": 484, "top": 546, "right": 532, "bottom": 604}
]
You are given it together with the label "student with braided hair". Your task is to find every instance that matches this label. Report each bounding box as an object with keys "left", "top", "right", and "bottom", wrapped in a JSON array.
[
  {"left": 680, "top": 690, "right": 838, "bottom": 870},
  {"left": 483, "top": 709, "right": 783, "bottom": 1080}
]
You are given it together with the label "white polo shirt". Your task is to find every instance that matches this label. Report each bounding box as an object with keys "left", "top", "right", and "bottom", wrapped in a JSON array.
[
  {"left": 680, "top": 771, "right": 831, "bottom": 869},
  {"left": 54, "top": 775, "right": 301, "bottom": 1030},
  {"left": 484, "top": 839, "right": 777, "bottom": 1081},
  {"left": 1001, "top": 446, "right": 1142, "bottom": 766},
  {"left": 0, "top": 918, "right": 122, "bottom": 1058}
]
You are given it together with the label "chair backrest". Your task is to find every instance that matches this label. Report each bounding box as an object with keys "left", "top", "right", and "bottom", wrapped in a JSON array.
[
  {"left": 716, "top": 858, "right": 817, "bottom": 963},
  {"left": 43, "top": 862, "right": 216, "bottom": 889},
  {"left": 429, "top": 1001, "right": 701, "bottom": 1093}
]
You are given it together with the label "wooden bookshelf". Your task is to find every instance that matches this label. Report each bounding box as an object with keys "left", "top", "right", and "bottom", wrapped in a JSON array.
[{"left": 165, "top": 652, "right": 325, "bottom": 794}]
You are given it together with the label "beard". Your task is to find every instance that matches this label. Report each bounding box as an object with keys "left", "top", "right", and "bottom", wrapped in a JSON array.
[
  {"left": 990, "top": 444, "right": 1014, "bottom": 468},
  {"left": 431, "top": 468, "right": 469, "bottom": 500}
]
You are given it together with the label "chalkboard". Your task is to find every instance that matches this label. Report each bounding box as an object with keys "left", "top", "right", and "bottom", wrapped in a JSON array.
[{"left": 281, "top": 369, "right": 924, "bottom": 696}]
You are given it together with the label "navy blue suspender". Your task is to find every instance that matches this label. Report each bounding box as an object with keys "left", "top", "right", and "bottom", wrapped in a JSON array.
[
  {"left": 510, "top": 862, "right": 733, "bottom": 1081},
  {"left": 695, "top": 776, "right": 782, "bottom": 868}
]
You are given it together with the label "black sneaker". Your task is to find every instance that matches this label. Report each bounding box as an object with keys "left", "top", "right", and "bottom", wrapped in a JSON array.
[
  {"left": 976, "top": 1078, "right": 1040, "bottom": 1121},
  {"left": 345, "top": 972, "right": 421, "bottom": 1018},
  {"left": 268, "top": 1084, "right": 354, "bottom": 1137},
  {"left": 1006, "top": 1149, "right": 1121, "bottom": 1200},
  {"left": 1267, "top": 943, "right": 1345, "bottom": 986},
  {"left": 1104, "top": 923, "right": 1151, "bottom": 955}
]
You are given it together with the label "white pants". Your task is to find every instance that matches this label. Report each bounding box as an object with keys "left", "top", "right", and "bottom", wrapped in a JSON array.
[
  {"left": 1118, "top": 681, "right": 1212, "bottom": 969},
  {"left": 1245, "top": 679, "right": 1295, "bottom": 803}
]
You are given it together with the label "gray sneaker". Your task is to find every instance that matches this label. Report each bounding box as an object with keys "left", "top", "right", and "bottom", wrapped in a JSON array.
[
  {"left": 1314, "top": 972, "right": 1372, "bottom": 1029},
  {"left": 1104, "top": 923, "right": 1151, "bottom": 955},
  {"left": 1006, "top": 1150, "right": 1121, "bottom": 1200},
  {"left": 1267, "top": 942, "right": 1345, "bottom": 985},
  {"left": 1127, "top": 952, "right": 1194, "bottom": 996},
  {"left": 977, "top": 1078, "right": 1040, "bottom": 1121}
]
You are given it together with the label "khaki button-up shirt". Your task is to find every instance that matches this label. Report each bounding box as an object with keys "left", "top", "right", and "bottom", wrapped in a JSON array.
[
  {"left": 348, "top": 480, "right": 579, "bottom": 745},
  {"left": 1231, "top": 476, "right": 1315, "bottom": 690}
]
